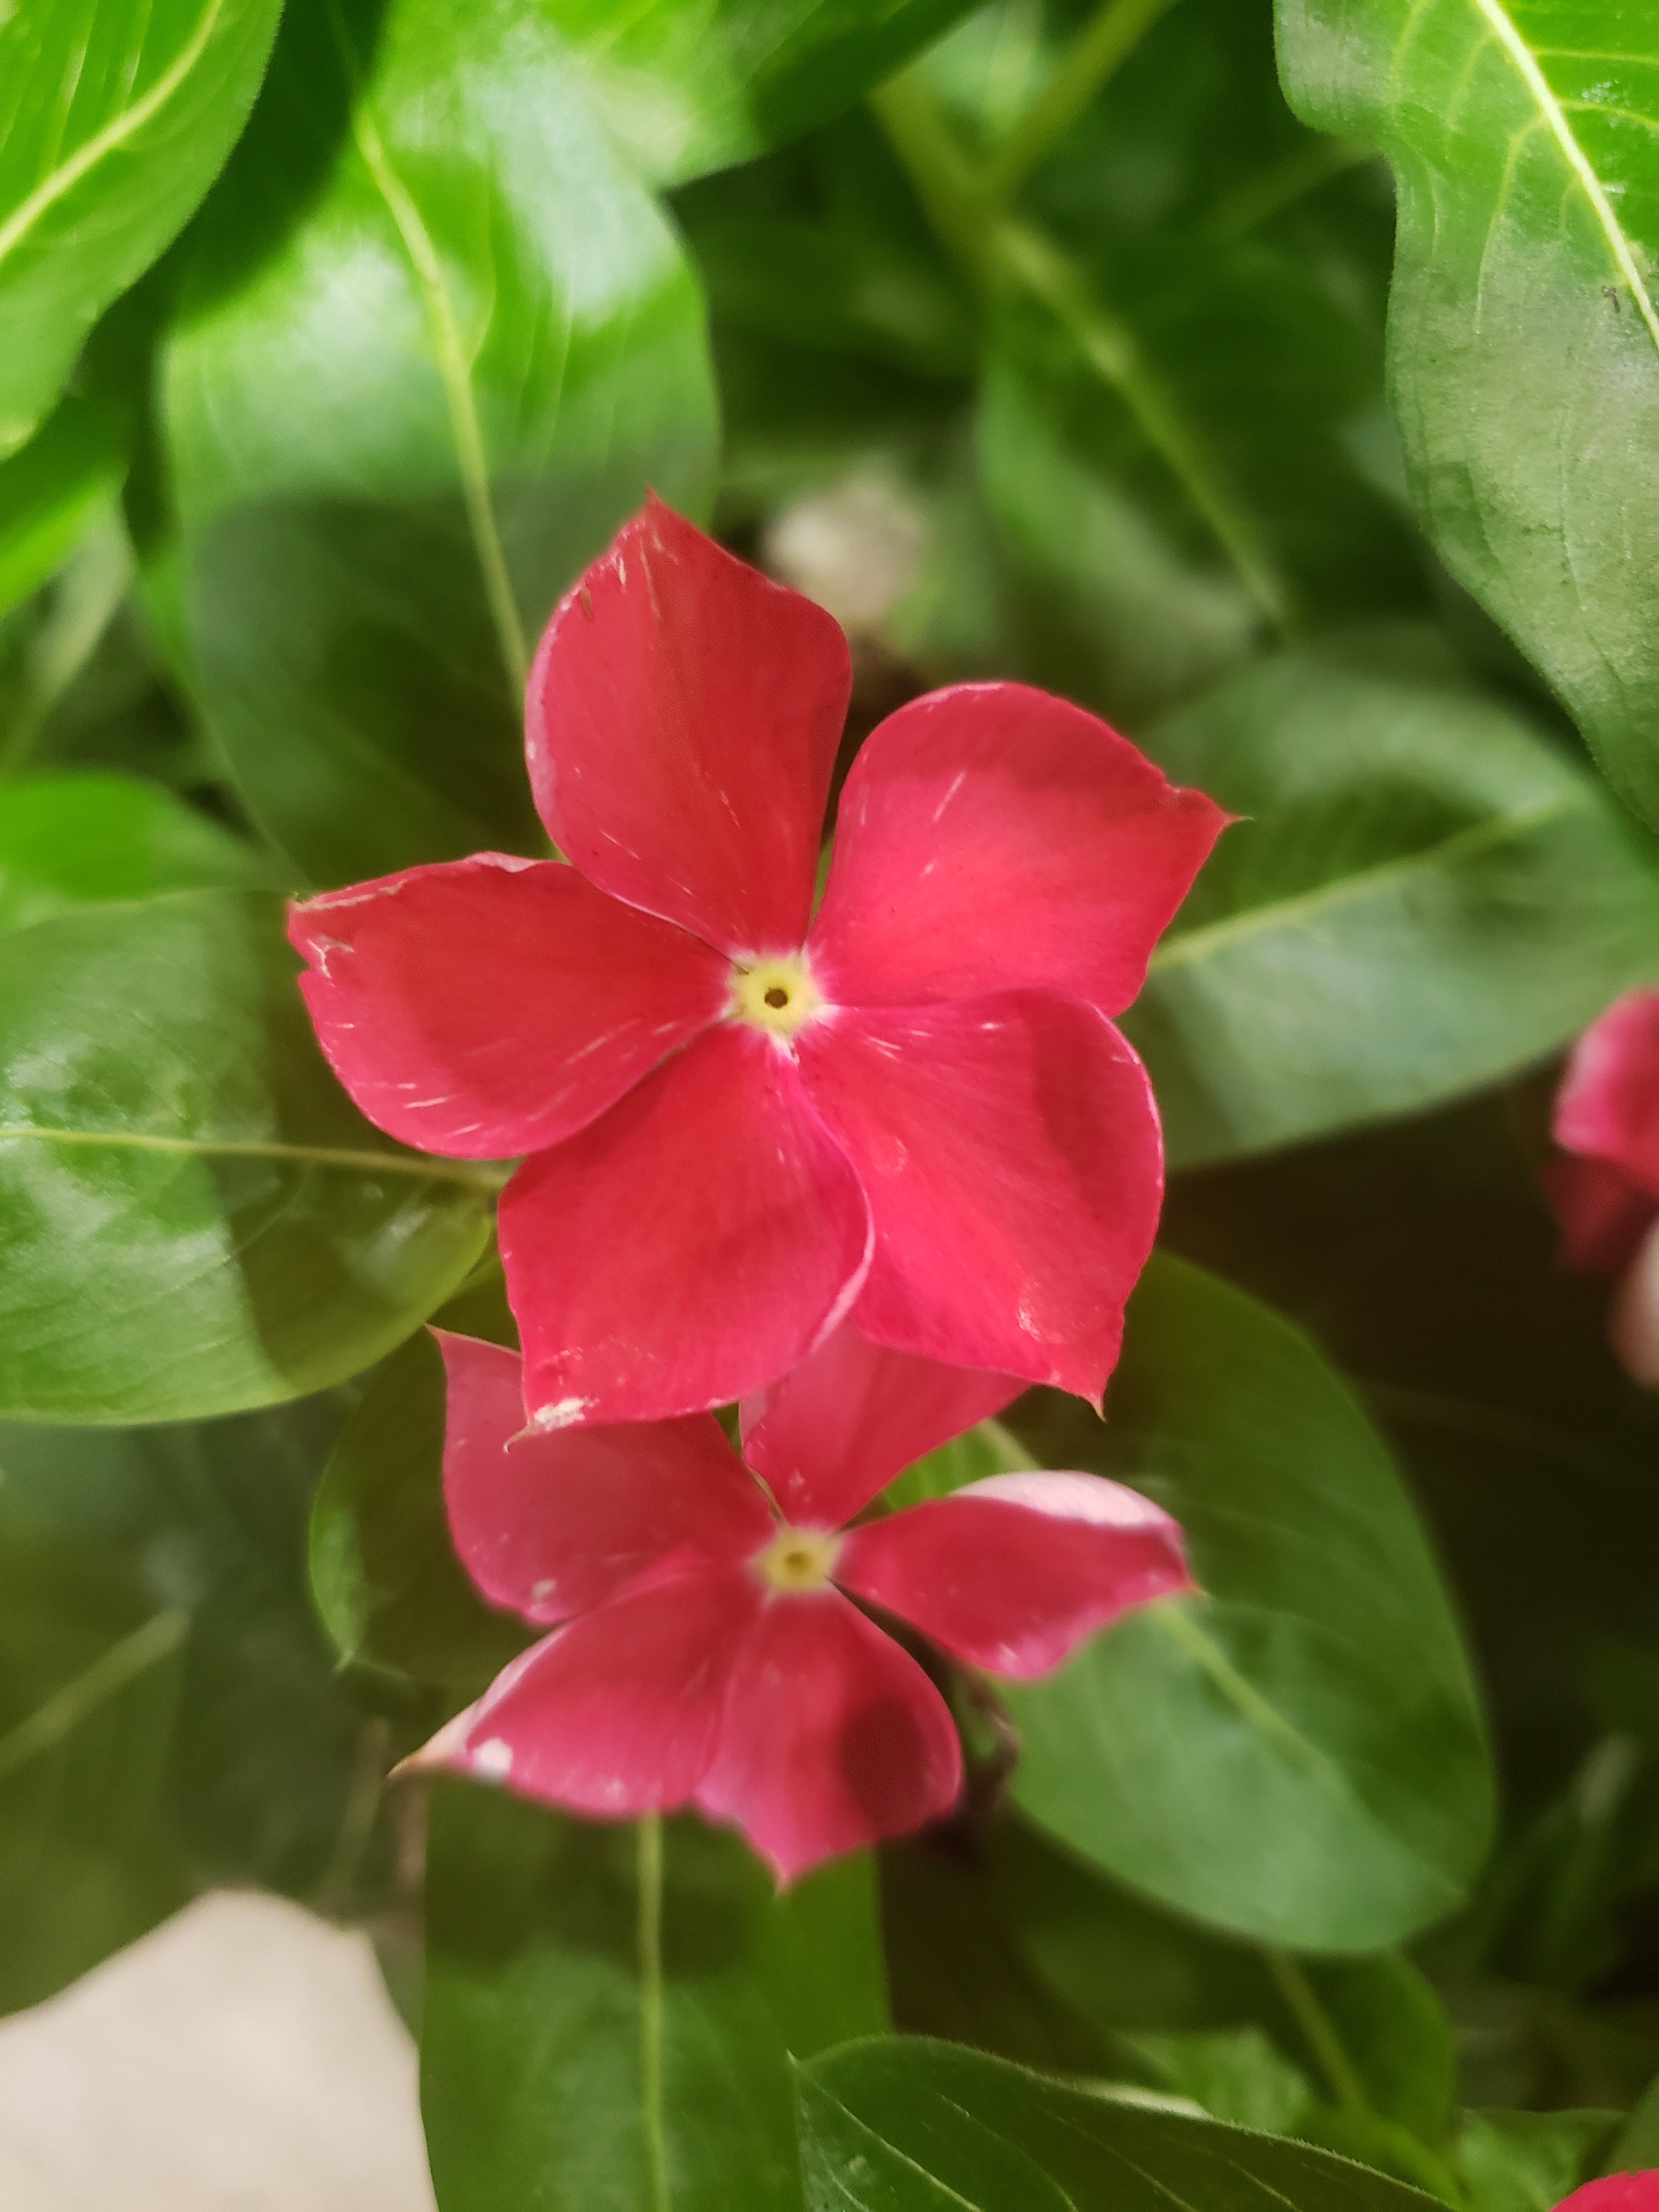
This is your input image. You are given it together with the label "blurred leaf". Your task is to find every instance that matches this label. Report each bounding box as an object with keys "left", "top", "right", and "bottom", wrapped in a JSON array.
[
  {"left": 1454, "top": 2108, "right": 1620, "bottom": 2212},
  {"left": 1124, "top": 630, "right": 1659, "bottom": 1167},
  {"left": 163, "top": 0, "right": 717, "bottom": 887},
  {"left": 0, "top": 772, "right": 274, "bottom": 933},
  {"left": 796, "top": 2036, "right": 1442, "bottom": 2207},
  {"left": 0, "top": 509, "right": 134, "bottom": 770},
  {"left": 880, "top": 1835, "right": 1125, "bottom": 2075},
  {"left": 0, "top": 888, "right": 492, "bottom": 1422},
  {"left": 310, "top": 1324, "right": 529, "bottom": 1699},
  {"left": 0, "top": 1541, "right": 188, "bottom": 2013},
  {"left": 0, "top": 1392, "right": 388, "bottom": 1902},
  {"left": 1277, "top": 0, "right": 1659, "bottom": 821},
  {"left": 0, "top": 0, "right": 281, "bottom": 456},
  {"left": 1130, "top": 2024, "right": 1313, "bottom": 2133},
  {"left": 1605, "top": 2070, "right": 1659, "bottom": 2172},
  {"left": 0, "top": 397, "right": 126, "bottom": 619},
  {"left": 422, "top": 1786, "right": 886, "bottom": 2208},
  {"left": 544, "top": 0, "right": 982, "bottom": 188},
  {"left": 1007, "top": 1254, "right": 1494, "bottom": 1952}
]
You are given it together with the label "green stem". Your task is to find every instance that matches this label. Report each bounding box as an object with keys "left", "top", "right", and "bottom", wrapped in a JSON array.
[
  {"left": 1264, "top": 1950, "right": 1369, "bottom": 2117},
  {"left": 638, "top": 1813, "right": 670, "bottom": 2212},
  {"left": 987, "top": 0, "right": 1183, "bottom": 202}
]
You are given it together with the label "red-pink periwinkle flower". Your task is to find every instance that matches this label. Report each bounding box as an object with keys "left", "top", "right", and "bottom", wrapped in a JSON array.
[
  {"left": 1548, "top": 989, "right": 1659, "bottom": 1384},
  {"left": 1553, "top": 2179, "right": 1659, "bottom": 2210},
  {"left": 422, "top": 1319, "right": 1192, "bottom": 1880},
  {"left": 289, "top": 499, "right": 1226, "bottom": 1427}
]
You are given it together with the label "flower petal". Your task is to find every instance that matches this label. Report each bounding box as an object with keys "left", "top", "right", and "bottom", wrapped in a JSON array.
[
  {"left": 1543, "top": 1153, "right": 1656, "bottom": 1278},
  {"left": 697, "top": 1590, "right": 961, "bottom": 1881},
  {"left": 435, "top": 1570, "right": 764, "bottom": 1816},
  {"left": 289, "top": 854, "right": 728, "bottom": 1158},
  {"left": 739, "top": 1319, "right": 1023, "bottom": 1531},
  {"left": 436, "top": 1331, "right": 773, "bottom": 1624},
  {"left": 797, "top": 993, "right": 1162, "bottom": 1401},
  {"left": 809, "top": 683, "right": 1227, "bottom": 1018},
  {"left": 837, "top": 1471, "right": 1192, "bottom": 1680},
  {"left": 526, "top": 497, "right": 850, "bottom": 957},
  {"left": 1555, "top": 989, "right": 1659, "bottom": 1197},
  {"left": 501, "top": 1022, "right": 872, "bottom": 1424},
  {"left": 1554, "top": 2180, "right": 1659, "bottom": 2210}
]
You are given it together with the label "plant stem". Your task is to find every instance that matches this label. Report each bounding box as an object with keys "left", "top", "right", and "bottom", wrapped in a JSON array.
[
  {"left": 638, "top": 1813, "right": 670, "bottom": 2212},
  {"left": 1264, "top": 1949, "right": 1369, "bottom": 2117},
  {"left": 987, "top": 0, "right": 1183, "bottom": 202},
  {"left": 868, "top": 75, "right": 992, "bottom": 277}
]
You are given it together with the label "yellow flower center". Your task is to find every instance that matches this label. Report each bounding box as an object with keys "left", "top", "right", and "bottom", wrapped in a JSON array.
[
  {"left": 754, "top": 1525, "right": 841, "bottom": 1594},
  {"left": 728, "top": 953, "right": 823, "bottom": 1037}
]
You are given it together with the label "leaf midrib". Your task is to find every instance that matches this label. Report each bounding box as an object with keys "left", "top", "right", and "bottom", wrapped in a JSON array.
[
  {"left": 1408, "top": 0, "right": 1659, "bottom": 358},
  {"left": 0, "top": 1608, "right": 187, "bottom": 1786},
  {"left": 0, "top": 1122, "right": 503, "bottom": 1192},
  {"left": 1150, "top": 1600, "right": 1465, "bottom": 1904},
  {"left": 1148, "top": 788, "right": 1587, "bottom": 974},
  {"left": 0, "top": 0, "right": 229, "bottom": 270}
]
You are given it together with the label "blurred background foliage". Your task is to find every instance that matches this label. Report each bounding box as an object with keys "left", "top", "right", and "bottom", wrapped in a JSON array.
[{"left": 2, "top": 0, "right": 1658, "bottom": 2200}]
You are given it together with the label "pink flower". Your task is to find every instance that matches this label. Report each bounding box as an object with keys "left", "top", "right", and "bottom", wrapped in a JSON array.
[
  {"left": 1554, "top": 2180, "right": 1659, "bottom": 2209},
  {"left": 422, "top": 1319, "right": 1192, "bottom": 1880},
  {"left": 1548, "top": 990, "right": 1659, "bottom": 1384},
  {"left": 290, "top": 499, "right": 1226, "bottom": 1426}
]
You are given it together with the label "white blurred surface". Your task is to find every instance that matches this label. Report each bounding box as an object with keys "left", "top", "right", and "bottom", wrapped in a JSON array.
[{"left": 0, "top": 1892, "right": 436, "bottom": 2211}]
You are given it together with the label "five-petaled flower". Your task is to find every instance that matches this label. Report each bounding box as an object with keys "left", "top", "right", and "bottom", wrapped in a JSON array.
[
  {"left": 290, "top": 500, "right": 1225, "bottom": 1427},
  {"left": 420, "top": 1319, "right": 1192, "bottom": 1879},
  {"left": 1548, "top": 989, "right": 1659, "bottom": 1384}
]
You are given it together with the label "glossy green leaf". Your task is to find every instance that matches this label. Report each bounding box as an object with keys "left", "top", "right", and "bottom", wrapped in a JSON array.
[
  {"left": 1277, "top": 0, "right": 1659, "bottom": 819},
  {"left": 421, "top": 1785, "right": 887, "bottom": 2210},
  {"left": 0, "top": 888, "right": 493, "bottom": 1423},
  {"left": 0, "top": 0, "right": 281, "bottom": 457},
  {"left": 310, "top": 1321, "right": 529, "bottom": 1698},
  {"left": 163, "top": 0, "right": 718, "bottom": 887},
  {"left": 0, "top": 1539, "right": 189, "bottom": 2013},
  {"left": 0, "top": 1392, "right": 391, "bottom": 1903},
  {"left": 796, "top": 2037, "right": 1441, "bottom": 2208},
  {"left": 0, "top": 397, "right": 126, "bottom": 619},
  {"left": 0, "top": 772, "right": 275, "bottom": 933},
  {"left": 1122, "top": 630, "right": 1659, "bottom": 1166},
  {"left": 544, "top": 0, "right": 981, "bottom": 189},
  {"left": 991, "top": 1817, "right": 1457, "bottom": 2138},
  {"left": 1006, "top": 1254, "right": 1494, "bottom": 1952}
]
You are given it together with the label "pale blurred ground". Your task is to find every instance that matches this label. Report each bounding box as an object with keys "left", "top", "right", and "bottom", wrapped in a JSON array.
[{"left": 0, "top": 1892, "right": 437, "bottom": 2211}]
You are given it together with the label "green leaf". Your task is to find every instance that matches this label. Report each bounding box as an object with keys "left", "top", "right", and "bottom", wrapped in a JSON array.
[
  {"left": 1006, "top": 1254, "right": 1494, "bottom": 1952},
  {"left": 0, "top": 0, "right": 283, "bottom": 457},
  {"left": 0, "top": 1392, "right": 387, "bottom": 1902},
  {"left": 796, "top": 2036, "right": 1441, "bottom": 2208},
  {"left": 0, "top": 888, "right": 493, "bottom": 1423},
  {"left": 0, "top": 397, "right": 127, "bottom": 619},
  {"left": 422, "top": 1786, "right": 887, "bottom": 2209},
  {"left": 0, "top": 772, "right": 275, "bottom": 933},
  {"left": 163, "top": 0, "right": 718, "bottom": 888},
  {"left": 1454, "top": 2108, "right": 1621, "bottom": 2212},
  {"left": 544, "top": 0, "right": 982, "bottom": 188},
  {"left": 309, "top": 1324, "right": 529, "bottom": 1699},
  {"left": 1122, "top": 629, "right": 1659, "bottom": 1167},
  {"left": 988, "top": 1816, "right": 1455, "bottom": 2136},
  {"left": 0, "top": 1539, "right": 189, "bottom": 2013},
  {"left": 1276, "top": 0, "right": 1659, "bottom": 820}
]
